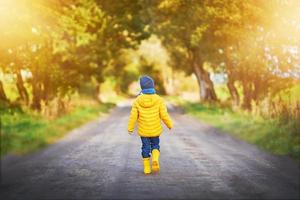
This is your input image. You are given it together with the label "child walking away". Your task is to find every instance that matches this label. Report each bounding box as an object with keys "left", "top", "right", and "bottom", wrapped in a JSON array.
[{"left": 128, "top": 75, "right": 173, "bottom": 175}]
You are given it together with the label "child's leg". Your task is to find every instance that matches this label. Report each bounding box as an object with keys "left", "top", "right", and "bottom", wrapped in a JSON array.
[
  {"left": 150, "top": 137, "right": 160, "bottom": 172},
  {"left": 140, "top": 137, "right": 151, "bottom": 174},
  {"left": 150, "top": 137, "right": 160, "bottom": 151},
  {"left": 141, "top": 137, "right": 151, "bottom": 158}
]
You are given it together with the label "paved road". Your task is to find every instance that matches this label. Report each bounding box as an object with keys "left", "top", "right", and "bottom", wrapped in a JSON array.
[{"left": 1, "top": 103, "right": 299, "bottom": 199}]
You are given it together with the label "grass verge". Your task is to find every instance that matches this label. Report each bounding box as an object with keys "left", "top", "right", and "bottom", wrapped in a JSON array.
[
  {"left": 1, "top": 101, "right": 115, "bottom": 157},
  {"left": 181, "top": 102, "right": 300, "bottom": 162}
]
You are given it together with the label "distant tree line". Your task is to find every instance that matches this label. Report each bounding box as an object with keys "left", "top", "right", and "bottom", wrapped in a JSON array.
[{"left": 0, "top": 0, "right": 299, "bottom": 111}]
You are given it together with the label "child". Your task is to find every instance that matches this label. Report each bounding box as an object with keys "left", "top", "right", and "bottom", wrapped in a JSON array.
[{"left": 127, "top": 75, "right": 173, "bottom": 175}]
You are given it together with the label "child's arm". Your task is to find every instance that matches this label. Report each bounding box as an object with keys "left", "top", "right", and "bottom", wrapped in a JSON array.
[
  {"left": 159, "top": 99, "right": 173, "bottom": 129},
  {"left": 127, "top": 101, "right": 138, "bottom": 133}
]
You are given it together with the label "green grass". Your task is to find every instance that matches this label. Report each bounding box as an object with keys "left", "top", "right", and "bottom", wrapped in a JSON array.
[
  {"left": 1, "top": 101, "right": 115, "bottom": 157},
  {"left": 183, "top": 102, "right": 300, "bottom": 162}
]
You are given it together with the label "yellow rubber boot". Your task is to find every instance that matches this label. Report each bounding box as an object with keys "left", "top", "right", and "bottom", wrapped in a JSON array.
[
  {"left": 143, "top": 158, "right": 151, "bottom": 175},
  {"left": 152, "top": 149, "right": 160, "bottom": 172}
]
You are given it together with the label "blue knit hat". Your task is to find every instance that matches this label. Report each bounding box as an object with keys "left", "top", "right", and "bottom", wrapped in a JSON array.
[{"left": 140, "top": 75, "right": 154, "bottom": 89}]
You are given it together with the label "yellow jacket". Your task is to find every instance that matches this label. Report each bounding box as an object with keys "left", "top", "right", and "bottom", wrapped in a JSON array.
[{"left": 127, "top": 94, "right": 173, "bottom": 137}]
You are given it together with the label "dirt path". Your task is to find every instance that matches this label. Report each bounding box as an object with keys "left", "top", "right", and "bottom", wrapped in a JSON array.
[{"left": 1, "top": 103, "right": 299, "bottom": 199}]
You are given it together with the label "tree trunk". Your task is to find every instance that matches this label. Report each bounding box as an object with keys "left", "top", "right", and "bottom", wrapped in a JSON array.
[
  {"left": 193, "top": 61, "right": 218, "bottom": 102},
  {"left": 31, "top": 77, "right": 42, "bottom": 110},
  {"left": 42, "top": 75, "right": 50, "bottom": 105},
  {"left": 114, "top": 82, "right": 121, "bottom": 95},
  {"left": 227, "top": 75, "right": 240, "bottom": 107},
  {"left": 16, "top": 69, "right": 29, "bottom": 104},
  {"left": 0, "top": 80, "right": 8, "bottom": 102},
  {"left": 95, "top": 83, "right": 102, "bottom": 103},
  {"left": 242, "top": 82, "right": 252, "bottom": 110},
  {"left": 224, "top": 50, "right": 240, "bottom": 107}
]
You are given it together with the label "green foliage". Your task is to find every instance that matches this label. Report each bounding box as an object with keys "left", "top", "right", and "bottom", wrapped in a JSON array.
[
  {"left": 183, "top": 102, "right": 300, "bottom": 162},
  {"left": 153, "top": 0, "right": 300, "bottom": 104},
  {"left": 1, "top": 99, "right": 114, "bottom": 156},
  {"left": 0, "top": 0, "right": 151, "bottom": 109},
  {"left": 214, "top": 84, "right": 231, "bottom": 102},
  {"left": 1, "top": 0, "right": 299, "bottom": 106}
]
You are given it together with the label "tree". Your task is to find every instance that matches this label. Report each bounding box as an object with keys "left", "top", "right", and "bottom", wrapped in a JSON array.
[{"left": 152, "top": 0, "right": 220, "bottom": 102}]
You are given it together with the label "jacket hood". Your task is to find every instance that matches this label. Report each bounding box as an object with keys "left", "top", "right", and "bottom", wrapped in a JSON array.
[{"left": 137, "top": 94, "right": 160, "bottom": 108}]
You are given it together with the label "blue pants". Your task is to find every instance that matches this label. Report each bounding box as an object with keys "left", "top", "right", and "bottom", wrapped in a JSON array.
[{"left": 141, "top": 137, "right": 160, "bottom": 158}]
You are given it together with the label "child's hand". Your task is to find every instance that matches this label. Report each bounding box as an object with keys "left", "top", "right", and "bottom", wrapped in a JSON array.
[
  {"left": 128, "top": 131, "right": 133, "bottom": 135},
  {"left": 169, "top": 128, "right": 173, "bottom": 134}
]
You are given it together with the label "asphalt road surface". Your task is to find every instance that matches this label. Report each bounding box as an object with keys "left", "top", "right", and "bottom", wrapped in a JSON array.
[{"left": 1, "top": 103, "right": 299, "bottom": 199}]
